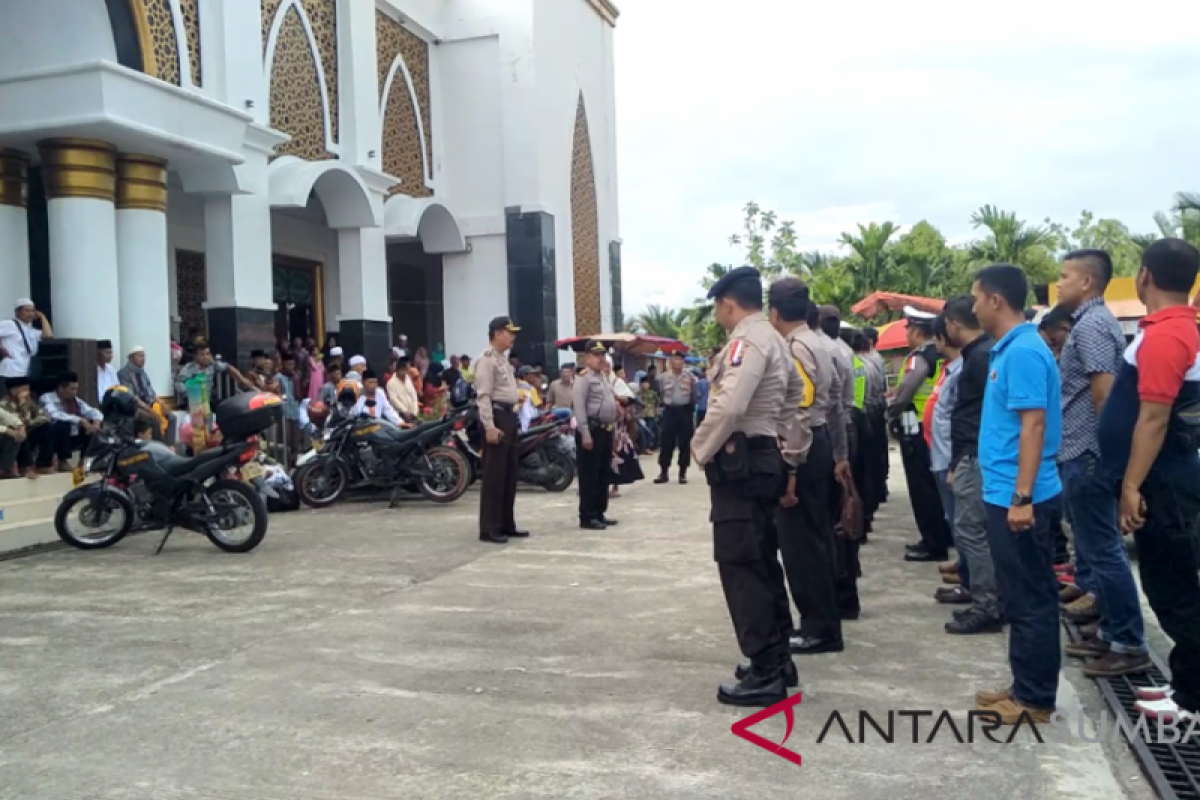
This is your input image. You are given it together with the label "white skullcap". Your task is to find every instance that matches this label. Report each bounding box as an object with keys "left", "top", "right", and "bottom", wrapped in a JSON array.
[
  {"left": 127, "top": 345, "right": 145, "bottom": 355},
  {"left": 13, "top": 298, "right": 32, "bottom": 310},
  {"left": 349, "top": 355, "right": 367, "bottom": 366},
  {"left": 329, "top": 346, "right": 344, "bottom": 356}
]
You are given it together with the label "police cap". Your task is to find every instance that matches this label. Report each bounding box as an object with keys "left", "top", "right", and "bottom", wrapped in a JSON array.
[{"left": 706, "top": 266, "right": 762, "bottom": 300}]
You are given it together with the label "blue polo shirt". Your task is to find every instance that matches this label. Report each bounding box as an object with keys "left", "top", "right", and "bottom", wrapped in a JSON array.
[{"left": 979, "top": 322, "right": 1063, "bottom": 506}]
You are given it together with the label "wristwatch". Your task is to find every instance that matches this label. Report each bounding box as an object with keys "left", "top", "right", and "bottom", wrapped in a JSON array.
[{"left": 1010, "top": 492, "right": 1033, "bottom": 507}]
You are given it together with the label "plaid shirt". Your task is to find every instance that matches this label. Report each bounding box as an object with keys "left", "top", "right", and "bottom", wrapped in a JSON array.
[{"left": 1058, "top": 296, "right": 1126, "bottom": 462}]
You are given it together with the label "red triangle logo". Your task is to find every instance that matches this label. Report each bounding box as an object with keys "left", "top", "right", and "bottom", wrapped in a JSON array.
[{"left": 730, "top": 692, "right": 803, "bottom": 766}]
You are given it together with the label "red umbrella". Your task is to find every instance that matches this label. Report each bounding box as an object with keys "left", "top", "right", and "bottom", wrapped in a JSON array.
[
  {"left": 851, "top": 292, "right": 945, "bottom": 320},
  {"left": 875, "top": 319, "right": 911, "bottom": 351},
  {"left": 556, "top": 333, "right": 690, "bottom": 356}
]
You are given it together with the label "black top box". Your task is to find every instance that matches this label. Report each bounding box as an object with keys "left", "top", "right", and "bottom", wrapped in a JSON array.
[{"left": 214, "top": 392, "right": 284, "bottom": 440}]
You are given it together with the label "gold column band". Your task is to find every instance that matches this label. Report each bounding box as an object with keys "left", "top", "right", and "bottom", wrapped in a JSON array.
[
  {"left": 0, "top": 149, "right": 30, "bottom": 208},
  {"left": 116, "top": 154, "right": 168, "bottom": 212},
  {"left": 39, "top": 138, "right": 118, "bottom": 202}
]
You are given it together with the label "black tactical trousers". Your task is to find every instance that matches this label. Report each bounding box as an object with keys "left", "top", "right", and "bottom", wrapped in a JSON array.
[{"left": 709, "top": 443, "right": 790, "bottom": 667}]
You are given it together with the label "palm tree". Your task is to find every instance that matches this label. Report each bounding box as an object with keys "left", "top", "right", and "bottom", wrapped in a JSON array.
[
  {"left": 629, "top": 304, "right": 687, "bottom": 338},
  {"left": 1154, "top": 192, "right": 1200, "bottom": 247},
  {"left": 839, "top": 222, "right": 902, "bottom": 298},
  {"left": 968, "top": 205, "right": 1057, "bottom": 266}
]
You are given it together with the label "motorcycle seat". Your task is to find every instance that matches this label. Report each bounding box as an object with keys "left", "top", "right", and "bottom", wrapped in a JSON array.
[{"left": 164, "top": 444, "right": 239, "bottom": 476}]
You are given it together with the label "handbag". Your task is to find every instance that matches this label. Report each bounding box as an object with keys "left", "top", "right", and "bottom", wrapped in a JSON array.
[
  {"left": 13, "top": 319, "right": 42, "bottom": 381},
  {"left": 837, "top": 474, "right": 865, "bottom": 541}
]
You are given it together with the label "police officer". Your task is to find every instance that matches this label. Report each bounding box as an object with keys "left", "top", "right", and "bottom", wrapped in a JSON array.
[
  {"left": 851, "top": 330, "right": 888, "bottom": 533},
  {"left": 655, "top": 349, "right": 698, "bottom": 484},
  {"left": 887, "top": 305, "right": 952, "bottom": 562},
  {"left": 767, "top": 278, "right": 846, "bottom": 657},
  {"left": 476, "top": 316, "right": 528, "bottom": 544},
  {"left": 694, "top": 267, "right": 803, "bottom": 707},
  {"left": 573, "top": 341, "right": 619, "bottom": 530}
]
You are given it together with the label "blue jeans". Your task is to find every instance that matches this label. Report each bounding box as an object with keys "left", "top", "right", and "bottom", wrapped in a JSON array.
[
  {"left": 934, "top": 469, "right": 970, "bottom": 588},
  {"left": 986, "top": 497, "right": 1063, "bottom": 711},
  {"left": 1061, "top": 455, "right": 1146, "bottom": 654}
]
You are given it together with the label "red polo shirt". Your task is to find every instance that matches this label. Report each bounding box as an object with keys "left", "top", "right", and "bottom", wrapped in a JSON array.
[{"left": 1136, "top": 305, "right": 1200, "bottom": 405}]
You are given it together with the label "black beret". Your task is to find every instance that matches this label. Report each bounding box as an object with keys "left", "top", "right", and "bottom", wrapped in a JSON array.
[{"left": 707, "top": 266, "right": 762, "bottom": 300}]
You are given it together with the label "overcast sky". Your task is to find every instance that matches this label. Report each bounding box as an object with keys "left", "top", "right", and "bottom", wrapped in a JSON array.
[{"left": 612, "top": 0, "right": 1200, "bottom": 315}]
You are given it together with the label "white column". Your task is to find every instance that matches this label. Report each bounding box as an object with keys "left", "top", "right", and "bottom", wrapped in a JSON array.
[
  {"left": 39, "top": 139, "right": 121, "bottom": 347},
  {"left": 0, "top": 150, "right": 30, "bottom": 303},
  {"left": 336, "top": 0, "right": 382, "bottom": 168},
  {"left": 203, "top": 191, "right": 275, "bottom": 310},
  {"left": 336, "top": 225, "right": 389, "bottom": 322},
  {"left": 115, "top": 155, "right": 172, "bottom": 400}
]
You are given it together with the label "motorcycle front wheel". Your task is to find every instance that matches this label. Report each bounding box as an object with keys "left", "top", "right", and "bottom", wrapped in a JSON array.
[
  {"left": 54, "top": 489, "right": 134, "bottom": 550},
  {"left": 204, "top": 479, "right": 268, "bottom": 553},
  {"left": 295, "top": 458, "right": 350, "bottom": 507},
  {"left": 543, "top": 448, "right": 576, "bottom": 493},
  {"left": 418, "top": 446, "right": 471, "bottom": 503}
]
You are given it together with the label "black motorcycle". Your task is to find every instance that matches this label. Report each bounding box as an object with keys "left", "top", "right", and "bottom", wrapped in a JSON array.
[
  {"left": 292, "top": 401, "right": 471, "bottom": 508},
  {"left": 54, "top": 391, "right": 280, "bottom": 554},
  {"left": 450, "top": 407, "right": 575, "bottom": 492}
]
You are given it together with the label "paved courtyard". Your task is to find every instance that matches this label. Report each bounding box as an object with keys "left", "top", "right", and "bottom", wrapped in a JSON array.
[{"left": 0, "top": 454, "right": 1157, "bottom": 799}]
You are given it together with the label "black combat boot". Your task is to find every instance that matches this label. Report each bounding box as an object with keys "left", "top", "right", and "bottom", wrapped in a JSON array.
[{"left": 735, "top": 657, "right": 799, "bottom": 688}]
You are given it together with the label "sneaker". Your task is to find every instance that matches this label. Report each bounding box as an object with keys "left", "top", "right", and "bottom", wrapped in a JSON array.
[
  {"left": 975, "top": 686, "right": 1012, "bottom": 708},
  {"left": 945, "top": 610, "right": 1003, "bottom": 635},
  {"left": 1134, "top": 697, "right": 1196, "bottom": 722},
  {"left": 984, "top": 698, "right": 1054, "bottom": 725},
  {"left": 1135, "top": 685, "right": 1174, "bottom": 702},
  {"left": 1082, "top": 651, "right": 1152, "bottom": 678},
  {"left": 1062, "top": 593, "right": 1100, "bottom": 623},
  {"left": 935, "top": 586, "right": 972, "bottom": 605}
]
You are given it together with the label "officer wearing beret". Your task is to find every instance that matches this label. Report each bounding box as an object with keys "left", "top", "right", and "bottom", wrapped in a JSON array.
[
  {"left": 573, "top": 341, "right": 619, "bottom": 529},
  {"left": 476, "top": 316, "right": 529, "bottom": 544},
  {"left": 887, "top": 305, "right": 952, "bottom": 561},
  {"left": 693, "top": 266, "right": 804, "bottom": 707}
]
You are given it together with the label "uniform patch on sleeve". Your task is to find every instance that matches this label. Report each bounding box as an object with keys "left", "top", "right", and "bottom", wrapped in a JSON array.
[{"left": 728, "top": 339, "right": 747, "bottom": 367}]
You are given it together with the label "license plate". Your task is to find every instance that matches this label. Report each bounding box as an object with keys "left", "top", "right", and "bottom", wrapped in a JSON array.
[
  {"left": 241, "top": 462, "right": 264, "bottom": 480},
  {"left": 71, "top": 466, "right": 84, "bottom": 487}
]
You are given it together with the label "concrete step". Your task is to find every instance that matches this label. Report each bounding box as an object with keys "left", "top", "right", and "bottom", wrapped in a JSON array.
[
  {"left": 0, "top": 494, "right": 64, "bottom": 526},
  {"left": 0, "top": 472, "right": 74, "bottom": 502},
  {"left": 0, "top": 517, "right": 59, "bottom": 553}
]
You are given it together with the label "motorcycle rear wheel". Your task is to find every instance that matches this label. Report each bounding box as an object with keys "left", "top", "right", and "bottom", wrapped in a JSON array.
[
  {"left": 418, "top": 446, "right": 470, "bottom": 503},
  {"left": 543, "top": 449, "right": 576, "bottom": 493},
  {"left": 204, "top": 479, "right": 268, "bottom": 553}
]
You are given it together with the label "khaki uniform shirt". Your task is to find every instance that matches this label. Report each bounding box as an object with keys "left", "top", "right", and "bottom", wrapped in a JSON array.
[
  {"left": 572, "top": 369, "right": 618, "bottom": 443},
  {"left": 691, "top": 312, "right": 801, "bottom": 466},
  {"left": 782, "top": 326, "right": 829, "bottom": 466},
  {"left": 811, "top": 333, "right": 849, "bottom": 462},
  {"left": 547, "top": 378, "right": 575, "bottom": 409},
  {"left": 658, "top": 369, "right": 698, "bottom": 407},
  {"left": 474, "top": 347, "right": 520, "bottom": 429}
]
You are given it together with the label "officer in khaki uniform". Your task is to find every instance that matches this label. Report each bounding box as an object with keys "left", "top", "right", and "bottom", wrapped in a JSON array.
[
  {"left": 573, "top": 342, "right": 619, "bottom": 530},
  {"left": 767, "top": 278, "right": 846, "bottom": 659},
  {"left": 693, "top": 267, "right": 803, "bottom": 707},
  {"left": 655, "top": 350, "right": 699, "bottom": 484},
  {"left": 475, "top": 316, "right": 528, "bottom": 544}
]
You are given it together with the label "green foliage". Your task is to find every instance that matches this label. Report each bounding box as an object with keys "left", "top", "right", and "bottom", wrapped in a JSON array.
[{"left": 638, "top": 195, "right": 1185, "bottom": 353}]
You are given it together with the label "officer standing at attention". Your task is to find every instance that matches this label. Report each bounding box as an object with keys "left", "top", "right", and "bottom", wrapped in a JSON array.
[
  {"left": 655, "top": 349, "right": 699, "bottom": 485},
  {"left": 573, "top": 341, "right": 620, "bottom": 530},
  {"left": 887, "top": 305, "right": 952, "bottom": 562},
  {"left": 693, "top": 267, "right": 803, "bottom": 707},
  {"left": 767, "top": 278, "right": 846, "bottom": 657},
  {"left": 475, "top": 317, "right": 529, "bottom": 544}
]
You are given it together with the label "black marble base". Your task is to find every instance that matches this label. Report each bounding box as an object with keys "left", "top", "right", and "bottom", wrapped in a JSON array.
[
  {"left": 506, "top": 209, "right": 559, "bottom": 371},
  {"left": 338, "top": 319, "right": 392, "bottom": 374},
  {"left": 206, "top": 306, "right": 276, "bottom": 370}
]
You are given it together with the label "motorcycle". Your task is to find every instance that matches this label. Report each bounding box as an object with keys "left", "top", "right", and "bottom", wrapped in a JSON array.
[
  {"left": 292, "top": 402, "right": 471, "bottom": 508},
  {"left": 54, "top": 391, "right": 280, "bottom": 554},
  {"left": 451, "top": 407, "right": 575, "bottom": 492}
]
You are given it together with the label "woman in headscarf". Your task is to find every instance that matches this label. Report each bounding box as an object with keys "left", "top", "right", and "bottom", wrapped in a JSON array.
[
  {"left": 603, "top": 360, "right": 643, "bottom": 497},
  {"left": 413, "top": 346, "right": 431, "bottom": 377},
  {"left": 421, "top": 362, "right": 448, "bottom": 420}
]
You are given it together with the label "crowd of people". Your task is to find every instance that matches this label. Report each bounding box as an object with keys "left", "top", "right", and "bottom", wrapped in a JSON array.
[{"left": 679, "top": 237, "right": 1200, "bottom": 727}]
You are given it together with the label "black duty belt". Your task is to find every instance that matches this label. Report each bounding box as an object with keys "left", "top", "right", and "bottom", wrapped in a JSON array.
[
  {"left": 746, "top": 435, "right": 778, "bottom": 451},
  {"left": 493, "top": 401, "right": 515, "bottom": 413},
  {"left": 588, "top": 418, "right": 615, "bottom": 431}
]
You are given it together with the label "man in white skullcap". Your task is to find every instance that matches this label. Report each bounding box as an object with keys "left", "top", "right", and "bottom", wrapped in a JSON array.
[
  {"left": 345, "top": 354, "right": 367, "bottom": 384},
  {"left": 887, "top": 304, "right": 953, "bottom": 563},
  {"left": 0, "top": 299, "right": 53, "bottom": 383}
]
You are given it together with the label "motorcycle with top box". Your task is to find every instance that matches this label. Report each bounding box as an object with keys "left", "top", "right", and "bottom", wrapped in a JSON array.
[{"left": 54, "top": 387, "right": 282, "bottom": 553}]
